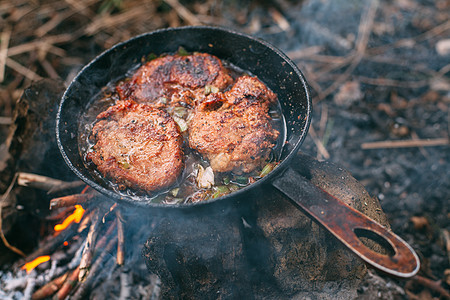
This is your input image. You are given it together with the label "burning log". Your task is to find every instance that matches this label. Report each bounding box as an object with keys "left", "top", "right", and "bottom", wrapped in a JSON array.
[
  {"left": 53, "top": 205, "right": 85, "bottom": 232},
  {"left": 17, "top": 172, "right": 84, "bottom": 194},
  {"left": 21, "top": 256, "right": 50, "bottom": 274},
  {"left": 77, "top": 210, "right": 94, "bottom": 233},
  {"left": 116, "top": 209, "right": 125, "bottom": 266},
  {"left": 78, "top": 209, "right": 100, "bottom": 282},
  {"left": 18, "top": 222, "right": 78, "bottom": 267},
  {"left": 45, "top": 206, "right": 77, "bottom": 222},
  {"left": 71, "top": 237, "right": 118, "bottom": 300},
  {"left": 54, "top": 266, "right": 80, "bottom": 300},
  {"left": 31, "top": 272, "right": 68, "bottom": 300},
  {"left": 49, "top": 193, "right": 96, "bottom": 210}
]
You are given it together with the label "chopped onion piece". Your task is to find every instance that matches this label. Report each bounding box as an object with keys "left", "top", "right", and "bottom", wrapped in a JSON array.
[
  {"left": 196, "top": 165, "right": 214, "bottom": 189},
  {"left": 173, "top": 116, "right": 188, "bottom": 132},
  {"left": 204, "top": 85, "right": 219, "bottom": 95},
  {"left": 173, "top": 106, "right": 188, "bottom": 118},
  {"left": 169, "top": 188, "right": 180, "bottom": 197}
]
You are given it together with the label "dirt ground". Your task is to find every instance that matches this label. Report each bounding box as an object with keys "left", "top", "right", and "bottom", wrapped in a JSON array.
[{"left": 0, "top": 0, "right": 449, "bottom": 299}]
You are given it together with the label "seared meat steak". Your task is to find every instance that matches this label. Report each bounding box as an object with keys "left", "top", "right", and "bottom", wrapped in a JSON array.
[
  {"left": 83, "top": 53, "right": 282, "bottom": 200},
  {"left": 188, "top": 76, "right": 279, "bottom": 174},
  {"left": 225, "top": 75, "right": 278, "bottom": 108},
  {"left": 117, "top": 53, "right": 233, "bottom": 108},
  {"left": 86, "top": 100, "right": 183, "bottom": 192}
]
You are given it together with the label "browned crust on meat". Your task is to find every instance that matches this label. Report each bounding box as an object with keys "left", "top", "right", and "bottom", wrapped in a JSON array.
[
  {"left": 224, "top": 75, "right": 277, "bottom": 108},
  {"left": 86, "top": 100, "right": 183, "bottom": 192},
  {"left": 188, "top": 77, "right": 279, "bottom": 174},
  {"left": 117, "top": 53, "right": 233, "bottom": 107}
]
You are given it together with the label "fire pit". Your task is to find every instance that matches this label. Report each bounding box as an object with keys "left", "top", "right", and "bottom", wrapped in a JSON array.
[{"left": 0, "top": 79, "right": 409, "bottom": 299}]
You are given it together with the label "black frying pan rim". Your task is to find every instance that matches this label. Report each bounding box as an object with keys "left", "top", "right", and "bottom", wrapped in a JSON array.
[{"left": 56, "top": 25, "right": 312, "bottom": 209}]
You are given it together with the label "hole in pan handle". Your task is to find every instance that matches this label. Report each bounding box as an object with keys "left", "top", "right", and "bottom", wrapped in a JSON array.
[{"left": 272, "top": 167, "right": 420, "bottom": 278}]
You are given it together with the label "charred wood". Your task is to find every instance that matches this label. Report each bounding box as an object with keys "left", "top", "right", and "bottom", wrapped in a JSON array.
[
  {"left": 17, "top": 222, "right": 78, "bottom": 268},
  {"left": 78, "top": 209, "right": 100, "bottom": 282},
  {"left": 32, "top": 272, "right": 68, "bottom": 300},
  {"left": 71, "top": 237, "right": 117, "bottom": 300},
  {"left": 49, "top": 192, "right": 97, "bottom": 210},
  {"left": 17, "top": 173, "right": 84, "bottom": 194},
  {"left": 116, "top": 209, "right": 125, "bottom": 266},
  {"left": 53, "top": 266, "right": 80, "bottom": 300}
]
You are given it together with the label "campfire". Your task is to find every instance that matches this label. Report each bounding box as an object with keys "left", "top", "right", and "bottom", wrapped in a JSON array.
[{"left": 1, "top": 172, "right": 160, "bottom": 299}]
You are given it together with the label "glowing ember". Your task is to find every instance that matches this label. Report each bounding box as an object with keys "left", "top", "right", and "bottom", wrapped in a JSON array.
[
  {"left": 54, "top": 205, "right": 85, "bottom": 232},
  {"left": 21, "top": 255, "right": 51, "bottom": 273}
]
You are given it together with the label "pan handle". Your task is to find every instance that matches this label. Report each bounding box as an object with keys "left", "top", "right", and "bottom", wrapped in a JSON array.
[{"left": 272, "top": 167, "right": 420, "bottom": 278}]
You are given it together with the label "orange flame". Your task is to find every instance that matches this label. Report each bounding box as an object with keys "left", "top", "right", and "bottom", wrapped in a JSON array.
[
  {"left": 54, "top": 205, "right": 85, "bottom": 232},
  {"left": 21, "top": 255, "right": 50, "bottom": 273}
]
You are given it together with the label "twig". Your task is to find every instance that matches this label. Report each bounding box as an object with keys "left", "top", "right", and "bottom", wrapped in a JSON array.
[
  {"left": 39, "top": 59, "right": 60, "bottom": 79},
  {"left": 361, "top": 138, "right": 449, "bottom": 149},
  {"left": 18, "top": 172, "right": 84, "bottom": 194},
  {"left": 296, "top": 54, "right": 350, "bottom": 64},
  {"left": 164, "top": 0, "right": 202, "bottom": 26},
  {"left": 294, "top": 62, "right": 324, "bottom": 96},
  {"left": 0, "top": 173, "right": 26, "bottom": 257},
  {"left": 315, "top": 0, "right": 379, "bottom": 103},
  {"left": 313, "top": 54, "right": 354, "bottom": 80},
  {"left": 77, "top": 210, "right": 94, "bottom": 233},
  {"left": 64, "top": 0, "right": 96, "bottom": 18},
  {"left": 35, "top": 10, "right": 74, "bottom": 38},
  {"left": 304, "top": 21, "right": 352, "bottom": 50},
  {"left": 116, "top": 209, "right": 125, "bottom": 266},
  {"left": 269, "top": 8, "right": 290, "bottom": 31},
  {"left": 0, "top": 25, "right": 11, "bottom": 82},
  {"left": 308, "top": 126, "right": 330, "bottom": 160},
  {"left": 85, "top": 7, "right": 148, "bottom": 36},
  {"left": 95, "top": 219, "right": 117, "bottom": 250},
  {"left": 35, "top": 0, "right": 98, "bottom": 38},
  {"left": 7, "top": 34, "right": 73, "bottom": 57},
  {"left": 46, "top": 206, "right": 76, "bottom": 221},
  {"left": 49, "top": 193, "right": 96, "bottom": 210},
  {"left": 356, "top": 75, "right": 429, "bottom": 88},
  {"left": 5, "top": 57, "right": 43, "bottom": 81},
  {"left": 411, "top": 275, "right": 450, "bottom": 299},
  {"left": 319, "top": 104, "right": 328, "bottom": 138},
  {"left": 78, "top": 208, "right": 100, "bottom": 282},
  {"left": 287, "top": 46, "right": 324, "bottom": 60},
  {"left": 368, "top": 20, "right": 450, "bottom": 56},
  {"left": 0, "top": 116, "right": 12, "bottom": 125},
  {"left": 102, "top": 203, "right": 118, "bottom": 223},
  {"left": 442, "top": 229, "right": 450, "bottom": 264},
  {"left": 411, "top": 131, "right": 429, "bottom": 157},
  {"left": 438, "top": 63, "right": 450, "bottom": 77}
]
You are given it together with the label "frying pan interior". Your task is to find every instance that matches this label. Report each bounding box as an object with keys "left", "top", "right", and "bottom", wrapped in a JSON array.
[{"left": 56, "top": 26, "right": 312, "bottom": 206}]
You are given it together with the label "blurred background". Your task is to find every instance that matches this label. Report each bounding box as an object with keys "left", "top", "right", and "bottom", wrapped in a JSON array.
[{"left": 0, "top": 0, "right": 449, "bottom": 299}]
